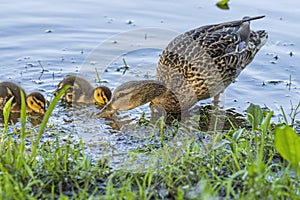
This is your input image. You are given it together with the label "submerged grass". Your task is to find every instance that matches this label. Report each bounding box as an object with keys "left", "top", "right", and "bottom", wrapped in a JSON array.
[{"left": 0, "top": 97, "right": 300, "bottom": 199}]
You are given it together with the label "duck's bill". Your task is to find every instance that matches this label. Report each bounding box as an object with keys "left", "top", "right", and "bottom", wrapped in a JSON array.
[{"left": 94, "top": 104, "right": 116, "bottom": 119}]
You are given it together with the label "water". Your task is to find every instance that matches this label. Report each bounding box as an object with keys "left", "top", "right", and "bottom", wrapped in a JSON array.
[{"left": 1, "top": 0, "right": 300, "bottom": 168}]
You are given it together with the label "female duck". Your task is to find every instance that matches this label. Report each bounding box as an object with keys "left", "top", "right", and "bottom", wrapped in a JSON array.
[
  {"left": 54, "top": 75, "right": 112, "bottom": 106},
  {"left": 0, "top": 82, "right": 46, "bottom": 114},
  {"left": 96, "top": 16, "right": 268, "bottom": 118}
]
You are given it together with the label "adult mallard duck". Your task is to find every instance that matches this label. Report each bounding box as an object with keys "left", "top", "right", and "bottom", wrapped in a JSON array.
[
  {"left": 96, "top": 16, "right": 268, "bottom": 118},
  {"left": 54, "top": 75, "right": 112, "bottom": 106},
  {"left": 0, "top": 82, "right": 46, "bottom": 114}
]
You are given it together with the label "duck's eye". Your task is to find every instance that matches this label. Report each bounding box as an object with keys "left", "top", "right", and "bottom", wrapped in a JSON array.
[{"left": 30, "top": 100, "right": 34, "bottom": 105}]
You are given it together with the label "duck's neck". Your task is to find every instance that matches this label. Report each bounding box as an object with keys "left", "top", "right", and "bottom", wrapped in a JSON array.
[
  {"left": 96, "top": 80, "right": 177, "bottom": 118},
  {"left": 151, "top": 89, "right": 181, "bottom": 113},
  {"left": 114, "top": 80, "right": 169, "bottom": 110}
]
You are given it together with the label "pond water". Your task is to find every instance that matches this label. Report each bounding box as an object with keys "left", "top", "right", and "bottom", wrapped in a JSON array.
[{"left": 1, "top": 0, "right": 300, "bottom": 168}]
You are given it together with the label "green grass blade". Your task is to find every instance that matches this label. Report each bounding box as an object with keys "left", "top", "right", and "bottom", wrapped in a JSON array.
[
  {"left": 260, "top": 111, "right": 274, "bottom": 134},
  {"left": 280, "top": 106, "right": 288, "bottom": 124},
  {"left": 95, "top": 67, "right": 101, "bottom": 83},
  {"left": 2, "top": 97, "right": 14, "bottom": 133},
  {"left": 20, "top": 89, "right": 26, "bottom": 135},
  {"left": 20, "top": 88, "right": 27, "bottom": 156},
  {"left": 257, "top": 111, "right": 274, "bottom": 168},
  {"left": 31, "top": 85, "right": 70, "bottom": 159},
  {"left": 122, "top": 58, "right": 130, "bottom": 75}
]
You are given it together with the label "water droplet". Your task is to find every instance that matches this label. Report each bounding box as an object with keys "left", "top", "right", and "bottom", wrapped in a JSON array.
[
  {"left": 126, "top": 20, "right": 134, "bottom": 25},
  {"left": 45, "top": 29, "right": 53, "bottom": 33}
]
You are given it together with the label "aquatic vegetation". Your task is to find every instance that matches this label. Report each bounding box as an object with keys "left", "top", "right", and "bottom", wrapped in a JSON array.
[{"left": 216, "top": 0, "right": 230, "bottom": 10}]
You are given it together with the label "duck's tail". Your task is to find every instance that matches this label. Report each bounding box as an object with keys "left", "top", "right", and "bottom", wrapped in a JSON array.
[{"left": 249, "top": 29, "right": 268, "bottom": 51}]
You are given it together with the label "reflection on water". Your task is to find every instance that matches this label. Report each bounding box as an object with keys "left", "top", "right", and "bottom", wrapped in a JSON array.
[{"left": 0, "top": 112, "right": 44, "bottom": 127}]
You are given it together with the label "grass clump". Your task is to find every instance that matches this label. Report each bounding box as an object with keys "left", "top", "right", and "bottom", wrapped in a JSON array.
[
  {"left": 0, "top": 94, "right": 300, "bottom": 199},
  {"left": 0, "top": 86, "right": 110, "bottom": 199}
]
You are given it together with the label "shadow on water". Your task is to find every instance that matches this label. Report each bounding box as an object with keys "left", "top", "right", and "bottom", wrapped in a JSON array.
[
  {"left": 0, "top": 112, "right": 44, "bottom": 127},
  {"left": 73, "top": 104, "right": 247, "bottom": 133},
  {"left": 184, "top": 105, "right": 247, "bottom": 132},
  {"left": 133, "top": 104, "right": 248, "bottom": 132}
]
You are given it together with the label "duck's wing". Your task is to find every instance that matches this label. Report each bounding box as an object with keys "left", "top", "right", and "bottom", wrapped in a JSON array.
[
  {"left": 161, "top": 16, "right": 267, "bottom": 73},
  {"left": 166, "top": 16, "right": 265, "bottom": 55},
  {"left": 157, "top": 16, "right": 267, "bottom": 101}
]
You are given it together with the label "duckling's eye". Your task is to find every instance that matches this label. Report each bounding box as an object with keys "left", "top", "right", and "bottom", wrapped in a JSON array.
[{"left": 30, "top": 100, "right": 34, "bottom": 105}]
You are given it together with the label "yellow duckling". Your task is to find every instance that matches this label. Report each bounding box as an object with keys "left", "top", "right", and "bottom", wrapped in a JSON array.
[
  {"left": 54, "top": 75, "right": 112, "bottom": 106},
  {"left": 0, "top": 81, "right": 46, "bottom": 114},
  {"left": 96, "top": 16, "right": 268, "bottom": 118}
]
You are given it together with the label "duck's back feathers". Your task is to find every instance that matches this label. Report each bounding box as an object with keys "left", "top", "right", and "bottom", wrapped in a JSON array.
[
  {"left": 164, "top": 16, "right": 266, "bottom": 56},
  {"left": 156, "top": 16, "right": 268, "bottom": 112}
]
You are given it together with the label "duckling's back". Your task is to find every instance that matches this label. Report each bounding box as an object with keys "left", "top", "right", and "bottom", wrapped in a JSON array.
[
  {"left": 55, "top": 75, "right": 95, "bottom": 104},
  {"left": 0, "top": 82, "right": 25, "bottom": 111}
]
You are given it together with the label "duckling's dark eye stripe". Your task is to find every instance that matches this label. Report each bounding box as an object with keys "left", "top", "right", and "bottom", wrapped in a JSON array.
[
  {"left": 32, "top": 97, "right": 45, "bottom": 108},
  {"left": 100, "top": 91, "right": 108, "bottom": 103}
]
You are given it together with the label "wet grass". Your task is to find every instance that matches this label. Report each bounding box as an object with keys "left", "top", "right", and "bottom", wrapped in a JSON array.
[{"left": 0, "top": 94, "right": 300, "bottom": 199}]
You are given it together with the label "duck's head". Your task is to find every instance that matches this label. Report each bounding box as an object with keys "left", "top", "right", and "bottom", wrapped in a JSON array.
[
  {"left": 95, "top": 80, "right": 167, "bottom": 118},
  {"left": 93, "top": 86, "right": 112, "bottom": 106},
  {"left": 26, "top": 92, "right": 46, "bottom": 114}
]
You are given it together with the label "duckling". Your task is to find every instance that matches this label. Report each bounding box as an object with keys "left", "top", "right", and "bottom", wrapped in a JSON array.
[
  {"left": 96, "top": 16, "right": 268, "bottom": 118},
  {"left": 0, "top": 82, "right": 46, "bottom": 114},
  {"left": 54, "top": 75, "right": 112, "bottom": 106}
]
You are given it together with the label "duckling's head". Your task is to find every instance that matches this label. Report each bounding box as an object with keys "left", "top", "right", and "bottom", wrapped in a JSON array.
[
  {"left": 93, "top": 86, "right": 112, "bottom": 106},
  {"left": 95, "top": 80, "right": 167, "bottom": 118},
  {"left": 26, "top": 92, "right": 46, "bottom": 114},
  {"left": 53, "top": 77, "right": 74, "bottom": 103}
]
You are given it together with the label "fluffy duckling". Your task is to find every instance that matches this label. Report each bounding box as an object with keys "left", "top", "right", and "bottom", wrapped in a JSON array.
[
  {"left": 54, "top": 75, "right": 112, "bottom": 106},
  {"left": 96, "top": 16, "right": 268, "bottom": 118},
  {"left": 0, "top": 82, "right": 46, "bottom": 114}
]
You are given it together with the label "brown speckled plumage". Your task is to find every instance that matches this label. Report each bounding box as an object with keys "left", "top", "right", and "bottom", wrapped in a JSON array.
[{"left": 97, "top": 16, "right": 268, "bottom": 118}]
